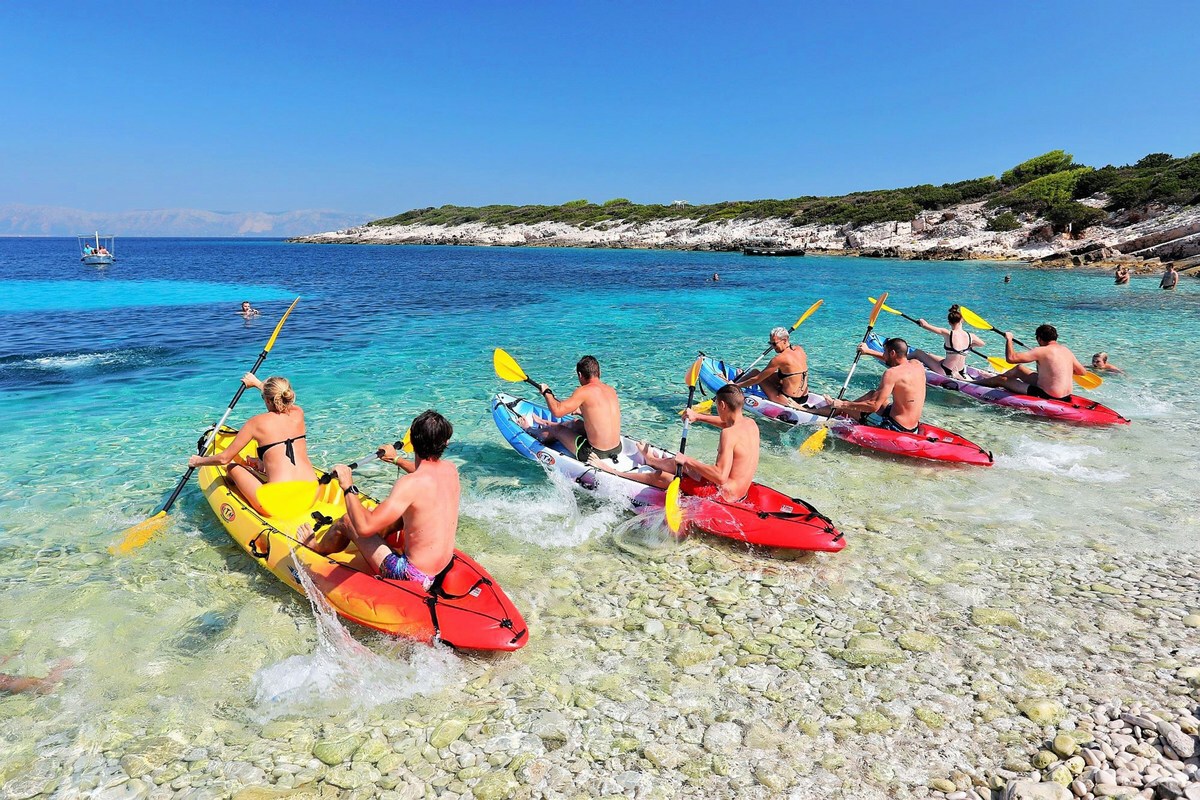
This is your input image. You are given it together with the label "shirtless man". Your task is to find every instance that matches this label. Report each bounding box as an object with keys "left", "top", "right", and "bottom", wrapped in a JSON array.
[
  {"left": 525, "top": 355, "right": 623, "bottom": 465},
  {"left": 298, "top": 410, "right": 458, "bottom": 588},
  {"left": 735, "top": 327, "right": 810, "bottom": 408},
  {"left": 1114, "top": 266, "right": 1130, "bottom": 285},
  {"left": 1161, "top": 265, "right": 1179, "bottom": 290},
  {"left": 810, "top": 338, "right": 927, "bottom": 433},
  {"left": 239, "top": 301, "right": 261, "bottom": 318},
  {"left": 590, "top": 384, "right": 759, "bottom": 502},
  {"left": 974, "top": 324, "right": 1087, "bottom": 402}
]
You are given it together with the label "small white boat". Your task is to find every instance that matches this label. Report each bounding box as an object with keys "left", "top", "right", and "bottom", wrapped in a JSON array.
[{"left": 78, "top": 232, "right": 116, "bottom": 265}]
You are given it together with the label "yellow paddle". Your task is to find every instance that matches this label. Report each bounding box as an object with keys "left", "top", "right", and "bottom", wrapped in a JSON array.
[
  {"left": 493, "top": 347, "right": 544, "bottom": 392},
  {"left": 800, "top": 293, "right": 888, "bottom": 455},
  {"left": 665, "top": 357, "right": 704, "bottom": 534},
  {"left": 113, "top": 297, "right": 301, "bottom": 554},
  {"left": 690, "top": 298, "right": 825, "bottom": 414},
  {"left": 866, "top": 297, "right": 1013, "bottom": 374},
  {"left": 958, "top": 305, "right": 1103, "bottom": 390}
]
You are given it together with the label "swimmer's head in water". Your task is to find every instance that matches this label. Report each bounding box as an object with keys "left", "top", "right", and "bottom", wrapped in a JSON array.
[
  {"left": 576, "top": 355, "right": 600, "bottom": 381},
  {"left": 261, "top": 376, "right": 295, "bottom": 413},
  {"left": 947, "top": 304, "right": 963, "bottom": 325},
  {"left": 1092, "top": 352, "right": 1108, "bottom": 367},
  {"left": 241, "top": 301, "right": 252, "bottom": 310},
  {"left": 410, "top": 409, "right": 453, "bottom": 460},
  {"left": 1035, "top": 324, "right": 1058, "bottom": 344}
]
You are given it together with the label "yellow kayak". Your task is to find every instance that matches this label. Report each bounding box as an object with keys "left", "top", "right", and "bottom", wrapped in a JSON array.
[{"left": 196, "top": 427, "right": 528, "bottom": 651}]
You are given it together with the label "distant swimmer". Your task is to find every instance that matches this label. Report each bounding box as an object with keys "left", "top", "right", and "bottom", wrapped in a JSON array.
[
  {"left": 239, "top": 301, "right": 261, "bottom": 318},
  {"left": 973, "top": 324, "right": 1087, "bottom": 402},
  {"left": 187, "top": 375, "right": 317, "bottom": 514},
  {"left": 1160, "top": 265, "right": 1179, "bottom": 290},
  {"left": 712, "top": 273, "right": 720, "bottom": 282},
  {"left": 1114, "top": 266, "right": 1130, "bottom": 285},
  {"left": 808, "top": 337, "right": 927, "bottom": 433},
  {"left": 909, "top": 304, "right": 986, "bottom": 379},
  {"left": 1003, "top": 275, "right": 1011, "bottom": 284},
  {"left": 732, "top": 326, "right": 810, "bottom": 408},
  {"left": 522, "top": 355, "right": 623, "bottom": 466},
  {"left": 1091, "top": 352, "right": 1124, "bottom": 374},
  {"left": 297, "top": 410, "right": 459, "bottom": 588},
  {"left": 590, "top": 384, "right": 760, "bottom": 502}
]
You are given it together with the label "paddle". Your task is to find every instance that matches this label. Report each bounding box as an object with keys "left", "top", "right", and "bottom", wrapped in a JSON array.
[
  {"left": 866, "top": 297, "right": 1012, "bottom": 374},
  {"left": 690, "top": 299, "right": 825, "bottom": 414},
  {"left": 958, "top": 306, "right": 1103, "bottom": 390},
  {"left": 664, "top": 357, "right": 704, "bottom": 535},
  {"left": 493, "top": 348, "right": 544, "bottom": 393},
  {"left": 113, "top": 297, "right": 301, "bottom": 554},
  {"left": 799, "top": 293, "right": 888, "bottom": 455},
  {"left": 317, "top": 431, "right": 412, "bottom": 485}
]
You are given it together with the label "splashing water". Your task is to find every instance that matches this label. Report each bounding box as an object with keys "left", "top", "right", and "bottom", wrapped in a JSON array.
[
  {"left": 999, "top": 439, "right": 1129, "bottom": 483},
  {"left": 463, "top": 469, "right": 628, "bottom": 548},
  {"left": 250, "top": 555, "right": 461, "bottom": 720}
]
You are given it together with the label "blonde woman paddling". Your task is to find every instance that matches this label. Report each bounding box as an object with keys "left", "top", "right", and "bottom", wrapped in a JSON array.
[{"left": 188, "top": 374, "right": 316, "bottom": 514}]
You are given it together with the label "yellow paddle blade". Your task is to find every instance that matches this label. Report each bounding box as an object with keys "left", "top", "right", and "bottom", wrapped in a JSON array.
[
  {"left": 687, "top": 399, "right": 714, "bottom": 415},
  {"left": 110, "top": 510, "right": 169, "bottom": 555},
  {"left": 958, "top": 305, "right": 993, "bottom": 331},
  {"left": 791, "top": 299, "right": 824, "bottom": 330},
  {"left": 684, "top": 356, "right": 703, "bottom": 388},
  {"left": 264, "top": 297, "right": 301, "bottom": 353},
  {"left": 492, "top": 348, "right": 529, "bottom": 383},
  {"left": 664, "top": 477, "right": 683, "bottom": 534},
  {"left": 867, "top": 296, "right": 902, "bottom": 317},
  {"left": 399, "top": 427, "right": 413, "bottom": 454},
  {"left": 1075, "top": 371, "right": 1103, "bottom": 390},
  {"left": 257, "top": 481, "right": 320, "bottom": 518},
  {"left": 987, "top": 356, "right": 1015, "bottom": 372},
  {"left": 799, "top": 426, "right": 829, "bottom": 455},
  {"left": 867, "top": 293, "right": 888, "bottom": 327}
]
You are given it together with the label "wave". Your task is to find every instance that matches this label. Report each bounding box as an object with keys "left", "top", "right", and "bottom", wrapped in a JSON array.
[{"left": 999, "top": 439, "right": 1129, "bottom": 483}]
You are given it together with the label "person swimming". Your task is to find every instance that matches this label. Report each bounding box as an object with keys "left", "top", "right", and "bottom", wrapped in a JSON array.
[
  {"left": 239, "top": 301, "right": 261, "bottom": 317},
  {"left": 1091, "top": 352, "right": 1124, "bottom": 374}
]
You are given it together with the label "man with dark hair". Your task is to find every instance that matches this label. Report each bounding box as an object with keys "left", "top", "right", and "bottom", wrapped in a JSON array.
[
  {"left": 588, "top": 384, "right": 760, "bottom": 502},
  {"left": 809, "top": 337, "right": 927, "bottom": 433},
  {"left": 1161, "top": 265, "right": 1179, "bottom": 290},
  {"left": 974, "top": 324, "right": 1087, "bottom": 402},
  {"left": 297, "top": 410, "right": 459, "bottom": 588},
  {"left": 523, "top": 355, "right": 623, "bottom": 465}
]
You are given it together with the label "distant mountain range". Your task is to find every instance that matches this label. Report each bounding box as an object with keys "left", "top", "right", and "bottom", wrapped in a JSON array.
[{"left": 0, "top": 204, "right": 371, "bottom": 237}]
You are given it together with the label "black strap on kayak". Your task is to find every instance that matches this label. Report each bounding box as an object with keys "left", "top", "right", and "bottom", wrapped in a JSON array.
[
  {"left": 753, "top": 498, "right": 842, "bottom": 539},
  {"left": 250, "top": 531, "right": 271, "bottom": 559}
]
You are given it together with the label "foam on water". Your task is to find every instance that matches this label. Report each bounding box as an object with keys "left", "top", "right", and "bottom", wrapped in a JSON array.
[
  {"left": 250, "top": 558, "right": 461, "bottom": 720},
  {"left": 999, "top": 438, "right": 1129, "bottom": 483},
  {"left": 462, "top": 469, "right": 626, "bottom": 548}
]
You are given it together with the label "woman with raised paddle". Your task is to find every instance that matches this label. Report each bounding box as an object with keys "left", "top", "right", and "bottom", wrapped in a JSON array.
[
  {"left": 732, "top": 326, "right": 811, "bottom": 409},
  {"left": 909, "top": 305, "right": 986, "bottom": 380},
  {"left": 187, "top": 374, "right": 317, "bottom": 514}
]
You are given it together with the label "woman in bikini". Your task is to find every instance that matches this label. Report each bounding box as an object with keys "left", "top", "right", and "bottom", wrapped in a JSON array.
[
  {"left": 187, "top": 374, "right": 316, "bottom": 514},
  {"left": 910, "top": 305, "right": 986, "bottom": 379}
]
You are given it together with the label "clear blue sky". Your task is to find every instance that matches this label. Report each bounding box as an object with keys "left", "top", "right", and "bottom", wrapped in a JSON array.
[{"left": 3, "top": 1, "right": 1198, "bottom": 216}]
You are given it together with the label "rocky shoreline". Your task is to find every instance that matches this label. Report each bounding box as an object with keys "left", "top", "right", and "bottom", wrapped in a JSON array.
[{"left": 291, "top": 202, "right": 1200, "bottom": 274}]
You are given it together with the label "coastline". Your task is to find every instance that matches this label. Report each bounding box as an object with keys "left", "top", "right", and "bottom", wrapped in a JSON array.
[{"left": 289, "top": 201, "right": 1200, "bottom": 274}]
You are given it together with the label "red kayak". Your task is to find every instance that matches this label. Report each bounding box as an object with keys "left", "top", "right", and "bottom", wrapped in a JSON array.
[
  {"left": 681, "top": 477, "right": 845, "bottom": 551},
  {"left": 831, "top": 418, "right": 994, "bottom": 466}
]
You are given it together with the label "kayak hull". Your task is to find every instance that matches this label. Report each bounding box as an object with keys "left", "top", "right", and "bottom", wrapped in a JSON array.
[
  {"left": 197, "top": 428, "right": 528, "bottom": 651},
  {"left": 491, "top": 393, "right": 844, "bottom": 552},
  {"left": 865, "top": 334, "right": 1129, "bottom": 425},
  {"left": 698, "top": 356, "right": 994, "bottom": 466}
]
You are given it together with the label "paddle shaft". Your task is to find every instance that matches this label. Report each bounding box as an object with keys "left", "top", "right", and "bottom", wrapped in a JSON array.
[
  {"left": 677, "top": 383, "right": 699, "bottom": 463},
  {"left": 318, "top": 439, "right": 406, "bottom": 484}
]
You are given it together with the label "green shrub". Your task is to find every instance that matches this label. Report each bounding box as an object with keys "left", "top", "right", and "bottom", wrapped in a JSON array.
[
  {"left": 1045, "top": 202, "right": 1107, "bottom": 233},
  {"left": 1136, "top": 153, "right": 1173, "bottom": 169},
  {"left": 986, "top": 212, "right": 1021, "bottom": 231},
  {"left": 1001, "top": 150, "right": 1076, "bottom": 185},
  {"left": 603, "top": 198, "right": 631, "bottom": 207}
]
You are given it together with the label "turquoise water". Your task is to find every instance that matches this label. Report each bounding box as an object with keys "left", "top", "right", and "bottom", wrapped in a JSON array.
[{"left": 0, "top": 237, "right": 1197, "bottom": 792}]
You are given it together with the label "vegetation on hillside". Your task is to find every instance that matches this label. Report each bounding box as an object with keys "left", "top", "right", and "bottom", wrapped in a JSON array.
[{"left": 370, "top": 151, "right": 1200, "bottom": 234}]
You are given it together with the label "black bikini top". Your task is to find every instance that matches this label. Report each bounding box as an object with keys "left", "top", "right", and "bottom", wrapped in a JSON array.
[
  {"left": 257, "top": 434, "right": 306, "bottom": 464},
  {"left": 943, "top": 330, "right": 970, "bottom": 355}
]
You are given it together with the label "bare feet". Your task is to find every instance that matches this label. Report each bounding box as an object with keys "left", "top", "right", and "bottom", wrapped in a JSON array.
[
  {"left": 587, "top": 452, "right": 617, "bottom": 474},
  {"left": 295, "top": 523, "right": 316, "bottom": 547}
]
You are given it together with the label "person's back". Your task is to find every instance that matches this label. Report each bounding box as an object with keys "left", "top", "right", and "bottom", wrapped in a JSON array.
[
  {"left": 721, "top": 414, "right": 760, "bottom": 501},
  {"left": 398, "top": 457, "right": 459, "bottom": 576},
  {"left": 578, "top": 379, "right": 621, "bottom": 451},
  {"left": 771, "top": 345, "right": 809, "bottom": 398},
  {"left": 886, "top": 357, "right": 927, "bottom": 429},
  {"left": 251, "top": 404, "right": 314, "bottom": 483},
  {"left": 1032, "top": 342, "right": 1079, "bottom": 398}
]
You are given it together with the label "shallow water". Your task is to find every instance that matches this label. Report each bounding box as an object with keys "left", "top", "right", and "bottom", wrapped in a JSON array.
[{"left": 0, "top": 237, "right": 1197, "bottom": 797}]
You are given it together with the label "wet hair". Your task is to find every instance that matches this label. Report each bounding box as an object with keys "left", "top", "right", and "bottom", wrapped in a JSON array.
[
  {"left": 1092, "top": 352, "right": 1108, "bottom": 364},
  {"left": 947, "top": 304, "right": 962, "bottom": 325},
  {"left": 261, "top": 376, "right": 296, "bottom": 413},
  {"left": 409, "top": 409, "right": 453, "bottom": 460},
  {"left": 715, "top": 384, "right": 745, "bottom": 412},
  {"left": 883, "top": 338, "right": 908, "bottom": 358},
  {"left": 1035, "top": 324, "right": 1058, "bottom": 342},
  {"left": 576, "top": 355, "right": 600, "bottom": 379},
  {"left": 241, "top": 300, "right": 251, "bottom": 307},
  {"left": 770, "top": 326, "right": 789, "bottom": 341}
]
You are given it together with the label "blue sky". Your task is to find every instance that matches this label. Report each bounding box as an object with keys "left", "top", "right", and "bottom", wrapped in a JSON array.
[{"left": 3, "top": 1, "right": 1198, "bottom": 216}]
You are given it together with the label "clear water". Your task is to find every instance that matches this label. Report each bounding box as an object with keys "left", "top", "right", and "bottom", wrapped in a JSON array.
[{"left": 0, "top": 237, "right": 1196, "bottom": 788}]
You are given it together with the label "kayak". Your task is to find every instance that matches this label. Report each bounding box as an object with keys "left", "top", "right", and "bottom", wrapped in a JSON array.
[
  {"left": 491, "top": 393, "right": 845, "bottom": 552},
  {"left": 697, "top": 356, "right": 994, "bottom": 466},
  {"left": 865, "top": 334, "right": 1129, "bottom": 426},
  {"left": 196, "top": 427, "right": 528, "bottom": 652}
]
